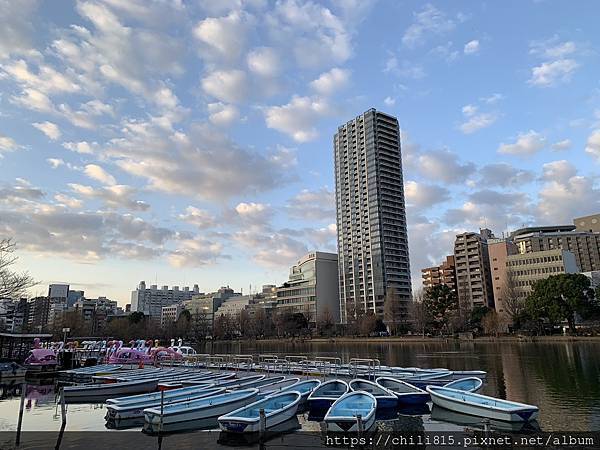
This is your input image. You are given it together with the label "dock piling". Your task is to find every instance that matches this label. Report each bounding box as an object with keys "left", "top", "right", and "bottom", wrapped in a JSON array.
[
  {"left": 259, "top": 408, "right": 266, "bottom": 436},
  {"left": 356, "top": 414, "right": 363, "bottom": 435},
  {"left": 60, "top": 387, "right": 67, "bottom": 426},
  {"left": 15, "top": 382, "right": 26, "bottom": 445}
]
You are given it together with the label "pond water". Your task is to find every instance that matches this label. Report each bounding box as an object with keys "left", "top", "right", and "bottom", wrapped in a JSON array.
[{"left": 0, "top": 340, "right": 598, "bottom": 440}]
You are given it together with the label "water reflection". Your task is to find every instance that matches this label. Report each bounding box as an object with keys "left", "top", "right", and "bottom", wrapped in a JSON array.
[{"left": 430, "top": 406, "right": 541, "bottom": 433}]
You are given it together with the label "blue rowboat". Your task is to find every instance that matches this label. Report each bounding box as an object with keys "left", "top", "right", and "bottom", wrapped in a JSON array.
[
  {"left": 144, "top": 388, "right": 259, "bottom": 426},
  {"left": 375, "top": 376, "right": 429, "bottom": 405},
  {"left": 443, "top": 377, "right": 483, "bottom": 393},
  {"left": 348, "top": 379, "right": 397, "bottom": 408},
  {"left": 307, "top": 379, "right": 349, "bottom": 410},
  {"left": 256, "top": 377, "right": 300, "bottom": 400},
  {"left": 427, "top": 386, "right": 538, "bottom": 423},
  {"left": 276, "top": 379, "right": 321, "bottom": 405},
  {"left": 324, "top": 391, "right": 377, "bottom": 432},
  {"left": 218, "top": 391, "right": 302, "bottom": 433}
]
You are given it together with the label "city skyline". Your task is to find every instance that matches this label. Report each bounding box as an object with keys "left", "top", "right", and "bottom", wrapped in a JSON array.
[{"left": 1, "top": 1, "right": 600, "bottom": 306}]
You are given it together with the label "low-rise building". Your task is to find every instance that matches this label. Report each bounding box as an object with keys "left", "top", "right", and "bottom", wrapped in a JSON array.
[
  {"left": 422, "top": 255, "right": 457, "bottom": 293},
  {"left": 131, "top": 281, "right": 201, "bottom": 319},
  {"left": 506, "top": 249, "right": 578, "bottom": 299},
  {"left": 161, "top": 304, "right": 184, "bottom": 328},
  {"left": 488, "top": 238, "right": 519, "bottom": 318},
  {"left": 276, "top": 251, "right": 339, "bottom": 323}
]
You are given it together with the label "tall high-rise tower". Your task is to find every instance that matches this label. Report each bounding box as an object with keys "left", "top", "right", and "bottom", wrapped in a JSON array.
[{"left": 334, "top": 108, "right": 412, "bottom": 323}]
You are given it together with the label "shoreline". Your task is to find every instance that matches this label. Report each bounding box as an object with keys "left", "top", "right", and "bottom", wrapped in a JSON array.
[{"left": 209, "top": 335, "right": 600, "bottom": 344}]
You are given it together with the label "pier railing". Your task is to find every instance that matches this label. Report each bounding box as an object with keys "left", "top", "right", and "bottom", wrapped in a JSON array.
[{"left": 349, "top": 358, "right": 381, "bottom": 380}]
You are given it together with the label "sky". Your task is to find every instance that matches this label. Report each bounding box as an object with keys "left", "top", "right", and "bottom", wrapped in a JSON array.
[{"left": 0, "top": 0, "right": 599, "bottom": 306}]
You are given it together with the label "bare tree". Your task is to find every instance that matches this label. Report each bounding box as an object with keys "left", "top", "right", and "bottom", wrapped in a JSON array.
[
  {"left": 410, "top": 289, "right": 429, "bottom": 337},
  {"left": 481, "top": 310, "right": 501, "bottom": 337},
  {"left": 0, "top": 238, "right": 36, "bottom": 298},
  {"left": 501, "top": 270, "right": 523, "bottom": 324},
  {"left": 384, "top": 287, "right": 403, "bottom": 335}
]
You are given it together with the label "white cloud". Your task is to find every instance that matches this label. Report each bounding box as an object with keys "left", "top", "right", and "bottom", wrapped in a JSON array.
[
  {"left": 266, "top": 0, "right": 352, "bottom": 69},
  {"left": 207, "top": 102, "right": 239, "bottom": 126},
  {"left": 168, "top": 237, "right": 224, "bottom": 268},
  {"left": 461, "top": 104, "right": 477, "bottom": 116},
  {"left": 309, "top": 68, "right": 350, "bottom": 95},
  {"left": 234, "top": 202, "right": 272, "bottom": 224},
  {"left": 384, "top": 56, "right": 426, "bottom": 79},
  {"left": 46, "top": 158, "right": 64, "bottom": 169},
  {"left": 498, "top": 130, "right": 546, "bottom": 156},
  {"left": 402, "top": 4, "right": 458, "bottom": 48},
  {"left": 11, "top": 88, "right": 54, "bottom": 113},
  {"left": 233, "top": 229, "right": 307, "bottom": 268},
  {"left": 529, "top": 59, "right": 579, "bottom": 87},
  {"left": 32, "top": 121, "right": 61, "bottom": 140},
  {"left": 247, "top": 47, "right": 281, "bottom": 77},
  {"left": 0, "top": 134, "right": 20, "bottom": 156},
  {"left": 83, "top": 164, "right": 117, "bottom": 186},
  {"left": 54, "top": 193, "right": 83, "bottom": 209},
  {"left": 405, "top": 181, "right": 451, "bottom": 210},
  {"left": 69, "top": 183, "right": 149, "bottom": 211},
  {"left": 585, "top": 130, "right": 600, "bottom": 162},
  {"left": 62, "top": 141, "right": 95, "bottom": 154},
  {"left": 464, "top": 40, "right": 480, "bottom": 54},
  {"left": 480, "top": 93, "right": 503, "bottom": 104},
  {"left": 264, "top": 95, "right": 331, "bottom": 142},
  {"left": 530, "top": 38, "right": 577, "bottom": 59},
  {"left": 0, "top": 0, "right": 39, "bottom": 58},
  {"left": 414, "top": 149, "right": 476, "bottom": 184},
  {"left": 201, "top": 69, "right": 248, "bottom": 103},
  {"left": 537, "top": 172, "right": 600, "bottom": 224},
  {"left": 194, "top": 10, "right": 252, "bottom": 63},
  {"left": 285, "top": 187, "right": 335, "bottom": 221},
  {"left": 551, "top": 139, "right": 571, "bottom": 151},
  {"left": 478, "top": 163, "right": 534, "bottom": 188},
  {"left": 1, "top": 59, "right": 80, "bottom": 94},
  {"left": 178, "top": 206, "right": 216, "bottom": 229},
  {"left": 108, "top": 121, "right": 289, "bottom": 201},
  {"left": 459, "top": 112, "right": 497, "bottom": 134},
  {"left": 541, "top": 160, "right": 577, "bottom": 183},
  {"left": 383, "top": 96, "right": 395, "bottom": 106}
]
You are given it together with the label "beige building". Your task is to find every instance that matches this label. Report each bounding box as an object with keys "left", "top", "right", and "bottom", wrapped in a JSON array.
[
  {"left": 422, "top": 255, "right": 457, "bottom": 293},
  {"left": 506, "top": 249, "right": 578, "bottom": 299},
  {"left": 160, "top": 304, "right": 183, "bottom": 328},
  {"left": 277, "top": 251, "right": 340, "bottom": 323},
  {"left": 488, "top": 238, "right": 519, "bottom": 318},
  {"left": 454, "top": 229, "right": 494, "bottom": 310},
  {"left": 574, "top": 213, "right": 600, "bottom": 233},
  {"left": 511, "top": 214, "right": 600, "bottom": 273}
]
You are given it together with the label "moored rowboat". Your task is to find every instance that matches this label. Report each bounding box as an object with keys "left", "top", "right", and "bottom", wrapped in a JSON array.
[
  {"left": 375, "top": 376, "right": 429, "bottom": 405},
  {"left": 307, "top": 379, "right": 349, "bottom": 410},
  {"left": 218, "top": 391, "right": 302, "bottom": 433},
  {"left": 324, "top": 391, "right": 377, "bottom": 432},
  {"left": 426, "top": 386, "right": 538, "bottom": 423},
  {"left": 348, "top": 379, "right": 397, "bottom": 408},
  {"left": 106, "top": 386, "right": 225, "bottom": 421},
  {"left": 442, "top": 377, "right": 483, "bottom": 393},
  {"left": 144, "top": 388, "right": 259, "bottom": 426}
]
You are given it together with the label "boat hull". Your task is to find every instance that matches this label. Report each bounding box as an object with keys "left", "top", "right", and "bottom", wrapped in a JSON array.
[
  {"left": 64, "top": 379, "right": 158, "bottom": 401},
  {"left": 428, "top": 388, "right": 539, "bottom": 423},
  {"left": 325, "top": 413, "right": 376, "bottom": 432},
  {"left": 218, "top": 394, "right": 301, "bottom": 433},
  {"left": 144, "top": 393, "right": 258, "bottom": 425},
  {"left": 396, "top": 392, "right": 430, "bottom": 405}
]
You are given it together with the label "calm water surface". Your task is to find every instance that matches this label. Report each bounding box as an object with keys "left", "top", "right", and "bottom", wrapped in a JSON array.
[{"left": 0, "top": 341, "right": 598, "bottom": 436}]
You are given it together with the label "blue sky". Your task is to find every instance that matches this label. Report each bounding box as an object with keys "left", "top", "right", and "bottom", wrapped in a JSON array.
[{"left": 0, "top": 0, "right": 599, "bottom": 305}]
